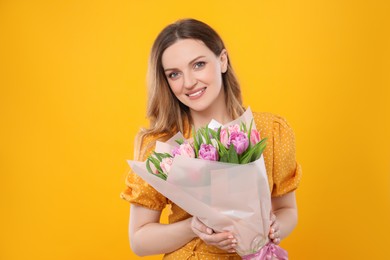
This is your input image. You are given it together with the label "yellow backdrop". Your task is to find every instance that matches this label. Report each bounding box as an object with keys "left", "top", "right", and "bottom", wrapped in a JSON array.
[{"left": 1, "top": 0, "right": 389, "bottom": 259}]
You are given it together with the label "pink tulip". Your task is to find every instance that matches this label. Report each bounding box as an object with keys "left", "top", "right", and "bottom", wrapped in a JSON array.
[
  {"left": 172, "top": 142, "right": 195, "bottom": 158},
  {"left": 160, "top": 157, "right": 173, "bottom": 174},
  {"left": 250, "top": 129, "right": 260, "bottom": 146},
  {"left": 199, "top": 144, "right": 219, "bottom": 161},
  {"left": 172, "top": 147, "right": 181, "bottom": 157},
  {"left": 228, "top": 131, "right": 249, "bottom": 155},
  {"left": 228, "top": 124, "right": 240, "bottom": 134},
  {"left": 180, "top": 143, "right": 195, "bottom": 158},
  {"left": 149, "top": 162, "right": 159, "bottom": 175},
  {"left": 220, "top": 128, "right": 229, "bottom": 148}
]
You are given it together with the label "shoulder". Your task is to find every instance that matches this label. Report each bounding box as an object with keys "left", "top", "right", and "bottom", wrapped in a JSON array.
[
  {"left": 252, "top": 111, "right": 301, "bottom": 196},
  {"left": 252, "top": 111, "right": 294, "bottom": 140},
  {"left": 134, "top": 130, "right": 168, "bottom": 161}
]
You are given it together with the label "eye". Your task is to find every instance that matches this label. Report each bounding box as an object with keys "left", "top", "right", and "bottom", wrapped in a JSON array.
[
  {"left": 194, "top": 61, "right": 206, "bottom": 69},
  {"left": 168, "top": 71, "right": 180, "bottom": 79}
]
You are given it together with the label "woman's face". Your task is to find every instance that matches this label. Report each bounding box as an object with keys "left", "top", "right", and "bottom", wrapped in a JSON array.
[{"left": 161, "top": 39, "right": 228, "bottom": 114}]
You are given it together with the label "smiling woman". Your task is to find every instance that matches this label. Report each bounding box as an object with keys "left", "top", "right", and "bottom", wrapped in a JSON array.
[
  {"left": 121, "top": 18, "right": 301, "bottom": 259},
  {"left": 162, "top": 39, "right": 229, "bottom": 128}
]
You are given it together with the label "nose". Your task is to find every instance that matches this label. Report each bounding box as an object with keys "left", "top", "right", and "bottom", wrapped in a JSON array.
[{"left": 183, "top": 72, "right": 197, "bottom": 89}]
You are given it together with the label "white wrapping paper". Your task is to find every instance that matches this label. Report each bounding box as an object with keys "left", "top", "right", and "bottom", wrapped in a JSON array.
[
  {"left": 127, "top": 108, "right": 273, "bottom": 256},
  {"left": 128, "top": 156, "right": 271, "bottom": 255}
]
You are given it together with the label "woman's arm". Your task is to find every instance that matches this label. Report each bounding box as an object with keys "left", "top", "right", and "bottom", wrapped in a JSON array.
[
  {"left": 129, "top": 204, "right": 237, "bottom": 256},
  {"left": 269, "top": 191, "right": 298, "bottom": 243},
  {"left": 129, "top": 204, "right": 196, "bottom": 256}
]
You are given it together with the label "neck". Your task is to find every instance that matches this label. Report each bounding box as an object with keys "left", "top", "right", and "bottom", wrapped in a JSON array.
[
  {"left": 190, "top": 106, "right": 232, "bottom": 130},
  {"left": 189, "top": 86, "right": 233, "bottom": 129}
]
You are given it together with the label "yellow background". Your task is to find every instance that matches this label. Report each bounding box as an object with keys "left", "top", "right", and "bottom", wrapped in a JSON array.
[{"left": 1, "top": 0, "right": 389, "bottom": 259}]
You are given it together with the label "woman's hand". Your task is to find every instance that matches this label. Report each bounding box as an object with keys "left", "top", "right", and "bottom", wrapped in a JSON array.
[
  {"left": 190, "top": 217, "right": 237, "bottom": 253},
  {"left": 268, "top": 213, "right": 281, "bottom": 245}
]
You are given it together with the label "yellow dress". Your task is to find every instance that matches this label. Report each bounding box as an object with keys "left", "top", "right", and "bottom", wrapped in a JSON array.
[{"left": 121, "top": 112, "right": 302, "bottom": 259}]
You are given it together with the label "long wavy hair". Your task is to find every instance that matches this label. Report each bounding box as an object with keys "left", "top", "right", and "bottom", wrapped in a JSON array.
[{"left": 137, "top": 19, "right": 245, "bottom": 155}]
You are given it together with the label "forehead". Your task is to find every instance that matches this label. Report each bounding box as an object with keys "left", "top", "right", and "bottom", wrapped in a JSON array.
[{"left": 162, "top": 39, "right": 215, "bottom": 69}]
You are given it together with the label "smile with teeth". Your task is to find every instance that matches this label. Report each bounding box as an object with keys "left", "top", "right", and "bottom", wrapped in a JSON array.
[{"left": 187, "top": 87, "right": 206, "bottom": 97}]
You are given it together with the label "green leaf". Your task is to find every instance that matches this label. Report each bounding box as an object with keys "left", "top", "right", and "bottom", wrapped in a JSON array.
[
  {"left": 204, "top": 127, "right": 212, "bottom": 144},
  {"left": 163, "top": 152, "right": 173, "bottom": 158},
  {"left": 153, "top": 151, "right": 162, "bottom": 161},
  {"left": 228, "top": 145, "right": 239, "bottom": 164},
  {"left": 208, "top": 128, "right": 226, "bottom": 156},
  {"left": 209, "top": 128, "right": 217, "bottom": 137},
  {"left": 196, "top": 128, "right": 204, "bottom": 144},
  {"left": 251, "top": 138, "right": 267, "bottom": 161},
  {"left": 145, "top": 159, "right": 153, "bottom": 174},
  {"left": 175, "top": 139, "right": 184, "bottom": 145},
  {"left": 156, "top": 152, "right": 171, "bottom": 159},
  {"left": 153, "top": 151, "right": 172, "bottom": 160},
  {"left": 248, "top": 119, "right": 254, "bottom": 133},
  {"left": 216, "top": 126, "right": 221, "bottom": 140},
  {"left": 217, "top": 140, "right": 228, "bottom": 155},
  {"left": 155, "top": 173, "right": 167, "bottom": 180},
  {"left": 241, "top": 121, "right": 247, "bottom": 132},
  {"left": 220, "top": 153, "right": 230, "bottom": 163},
  {"left": 239, "top": 138, "right": 267, "bottom": 164},
  {"left": 247, "top": 119, "right": 254, "bottom": 147},
  {"left": 209, "top": 129, "right": 218, "bottom": 140},
  {"left": 239, "top": 149, "right": 250, "bottom": 163},
  {"left": 148, "top": 155, "right": 161, "bottom": 171},
  {"left": 192, "top": 126, "right": 199, "bottom": 157},
  {"left": 145, "top": 157, "right": 167, "bottom": 180},
  {"left": 250, "top": 139, "right": 268, "bottom": 162},
  {"left": 239, "top": 149, "right": 253, "bottom": 164}
]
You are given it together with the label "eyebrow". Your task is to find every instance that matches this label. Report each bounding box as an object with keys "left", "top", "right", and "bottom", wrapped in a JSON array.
[{"left": 164, "top": 55, "right": 206, "bottom": 72}]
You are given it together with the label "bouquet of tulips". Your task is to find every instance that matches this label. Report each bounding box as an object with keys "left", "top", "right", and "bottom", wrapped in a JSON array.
[
  {"left": 146, "top": 114, "right": 267, "bottom": 180},
  {"left": 128, "top": 108, "right": 288, "bottom": 259}
]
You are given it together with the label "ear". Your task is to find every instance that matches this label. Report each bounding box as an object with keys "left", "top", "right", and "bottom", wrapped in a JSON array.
[{"left": 219, "top": 49, "right": 228, "bottom": 73}]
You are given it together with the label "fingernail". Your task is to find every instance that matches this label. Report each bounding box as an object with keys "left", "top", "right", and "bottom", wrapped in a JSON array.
[
  {"left": 206, "top": 228, "right": 213, "bottom": 234},
  {"left": 228, "top": 235, "right": 234, "bottom": 239},
  {"left": 229, "top": 249, "right": 236, "bottom": 253},
  {"left": 232, "top": 239, "right": 237, "bottom": 243}
]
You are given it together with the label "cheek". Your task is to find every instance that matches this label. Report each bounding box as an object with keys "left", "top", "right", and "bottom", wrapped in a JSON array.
[
  {"left": 168, "top": 80, "right": 182, "bottom": 96},
  {"left": 203, "top": 70, "right": 222, "bottom": 90},
  {"left": 203, "top": 63, "right": 222, "bottom": 83}
]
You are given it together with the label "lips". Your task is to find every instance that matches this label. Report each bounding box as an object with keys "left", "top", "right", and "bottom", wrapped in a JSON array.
[{"left": 186, "top": 87, "right": 206, "bottom": 98}]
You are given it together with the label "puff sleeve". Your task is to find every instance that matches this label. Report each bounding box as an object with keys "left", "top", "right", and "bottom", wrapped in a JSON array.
[
  {"left": 254, "top": 112, "right": 302, "bottom": 197},
  {"left": 120, "top": 132, "right": 168, "bottom": 211}
]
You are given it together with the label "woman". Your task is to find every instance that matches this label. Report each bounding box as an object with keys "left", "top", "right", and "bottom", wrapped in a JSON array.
[{"left": 121, "top": 18, "right": 302, "bottom": 259}]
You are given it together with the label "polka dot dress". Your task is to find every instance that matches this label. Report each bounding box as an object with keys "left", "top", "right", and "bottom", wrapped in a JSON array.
[{"left": 120, "top": 111, "right": 302, "bottom": 259}]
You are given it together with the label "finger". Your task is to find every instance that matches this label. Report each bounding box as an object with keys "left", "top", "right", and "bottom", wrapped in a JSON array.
[
  {"left": 200, "top": 231, "right": 231, "bottom": 243},
  {"left": 216, "top": 236, "right": 238, "bottom": 252},
  {"left": 217, "top": 236, "right": 237, "bottom": 248},
  {"left": 192, "top": 217, "right": 213, "bottom": 235},
  {"left": 220, "top": 243, "right": 237, "bottom": 252},
  {"left": 271, "top": 227, "right": 282, "bottom": 238},
  {"left": 199, "top": 232, "right": 235, "bottom": 248},
  {"left": 272, "top": 222, "right": 280, "bottom": 231},
  {"left": 269, "top": 225, "right": 277, "bottom": 235},
  {"left": 217, "top": 240, "right": 236, "bottom": 251},
  {"left": 270, "top": 213, "right": 276, "bottom": 224},
  {"left": 275, "top": 230, "right": 281, "bottom": 239}
]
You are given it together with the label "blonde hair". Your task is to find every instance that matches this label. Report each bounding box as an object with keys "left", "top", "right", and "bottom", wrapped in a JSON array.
[{"left": 138, "top": 19, "right": 245, "bottom": 151}]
